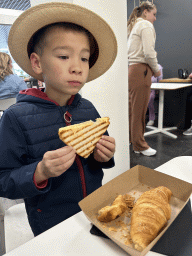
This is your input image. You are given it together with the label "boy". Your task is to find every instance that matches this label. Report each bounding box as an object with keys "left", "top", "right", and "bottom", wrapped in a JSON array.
[{"left": 0, "top": 3, "right": 117, "bottom": 236}]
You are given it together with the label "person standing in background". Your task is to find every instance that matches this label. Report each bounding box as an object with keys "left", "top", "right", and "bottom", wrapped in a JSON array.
[
  {"left": 127, "top": 1, "right": 161, "bottom": 156},
  {"left": 0, "top": 52, "right": 27, "bottom": 99},
  {"left": 147, "top": 64, "right": 163, "bottom": 126}
]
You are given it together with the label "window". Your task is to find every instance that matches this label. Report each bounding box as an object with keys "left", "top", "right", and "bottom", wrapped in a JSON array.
[{"left": 0, "top": 0, "right": 31, "bottom": 78}]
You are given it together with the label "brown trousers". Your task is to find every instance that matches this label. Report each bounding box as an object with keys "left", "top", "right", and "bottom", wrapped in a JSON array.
[{"left": 129, "top": 63, "right": 153, "bottom": 151}]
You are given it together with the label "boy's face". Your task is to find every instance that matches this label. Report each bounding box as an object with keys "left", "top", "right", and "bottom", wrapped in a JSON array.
[{"left": 31, "top": 27, "right": 90, "bottom": 106}]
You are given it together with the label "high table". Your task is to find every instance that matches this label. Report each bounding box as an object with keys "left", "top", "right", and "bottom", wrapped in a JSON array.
[
  {"left": 3, "top": 156, "right": 192, "bottom": 256},
  {"left": 144, "top": 82, "right": 192, "bottom": 139}
]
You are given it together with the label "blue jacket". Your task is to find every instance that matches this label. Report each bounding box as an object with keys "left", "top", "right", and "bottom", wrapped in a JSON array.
[
  {"left": 0, "top": 74, "right": 27, "bottom": 99},
  {"left": 0, "top": 88, "right": 115, "bottom": 236}
]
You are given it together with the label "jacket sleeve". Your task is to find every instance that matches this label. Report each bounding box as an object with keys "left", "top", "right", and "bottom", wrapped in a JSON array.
[
  {"left": 141, "top": 27, "right": 159, "bottom": 74},
  {"left": 88, "top": 153, "right": 115, "bottom": 170},
  {"left": 0, "top": 109, "right": 51, "bottom": 199}
]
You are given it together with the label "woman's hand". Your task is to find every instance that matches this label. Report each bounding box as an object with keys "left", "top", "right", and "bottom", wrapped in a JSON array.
[
  {"left": 154, "top": 70, "right": 161, "bottom": 78},
  {"left": 93, "top": 135, "right": 116, "bottom": 162}
]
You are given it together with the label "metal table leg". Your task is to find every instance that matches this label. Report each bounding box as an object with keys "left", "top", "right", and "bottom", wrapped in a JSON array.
[{"left": 145, "top": 89, "right": 177, "bottom": 138}]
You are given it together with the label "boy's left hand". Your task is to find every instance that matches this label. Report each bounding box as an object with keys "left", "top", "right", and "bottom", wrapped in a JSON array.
[{"left": 93, "top": 135, "right": 115, "bottom": 162}]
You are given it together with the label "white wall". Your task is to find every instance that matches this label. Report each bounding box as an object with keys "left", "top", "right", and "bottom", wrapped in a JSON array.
[
  {"left": 30, "top": 0, "right": 130, "bottom": 184},
  {"left": 74, "top": 0, "right": 129, "bottom": 184}
]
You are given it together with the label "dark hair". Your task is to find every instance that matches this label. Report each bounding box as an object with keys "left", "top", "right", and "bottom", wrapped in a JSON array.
[
  {"left": 127, "top": 1, "right": 156, "bottom": 37},
  {"left": 27, "top": 22, "right": 99, "bottom": 69}
]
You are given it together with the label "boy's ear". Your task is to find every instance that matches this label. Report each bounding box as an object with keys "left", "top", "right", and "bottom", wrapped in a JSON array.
[{"left": 30, "top": 53, "right": 43, "bottom": 75}]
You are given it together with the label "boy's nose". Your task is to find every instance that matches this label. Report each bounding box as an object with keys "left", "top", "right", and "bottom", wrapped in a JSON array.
[{"left": 69, "top": 60, "right": 82, "bottom": 74}]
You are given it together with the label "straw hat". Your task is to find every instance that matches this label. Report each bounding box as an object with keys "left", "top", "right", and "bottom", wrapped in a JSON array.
[{"left": 8, "top": 2, "right": 118, "bottom": 82}]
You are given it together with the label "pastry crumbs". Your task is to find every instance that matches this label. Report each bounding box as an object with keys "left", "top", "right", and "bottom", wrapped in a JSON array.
[
  {"left": 124, "top": 239, "right": 133, "bottom": 245},
  {"left": 109, "top": 227, "right": 117, "bottom": 232}
]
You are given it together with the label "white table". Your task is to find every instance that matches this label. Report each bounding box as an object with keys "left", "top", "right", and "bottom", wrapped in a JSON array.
[
  {"left": 3, "top": 156, "right": 192, "bottom": 256},
  {"left": 3, "top": 213, "right": 163, "bottom": 256},
  {"left": 144, "top": 83, "right": 192, "bottom": 139}
]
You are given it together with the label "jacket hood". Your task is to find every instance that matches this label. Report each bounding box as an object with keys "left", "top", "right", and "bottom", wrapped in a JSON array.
[{"left": 16, "top": 88, "right": 82, "bottom": 107}]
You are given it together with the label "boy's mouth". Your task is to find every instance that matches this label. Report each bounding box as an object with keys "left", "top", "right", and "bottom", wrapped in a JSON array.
[{"left": 68, "top": 81, "right": 82, "bottom": 86}]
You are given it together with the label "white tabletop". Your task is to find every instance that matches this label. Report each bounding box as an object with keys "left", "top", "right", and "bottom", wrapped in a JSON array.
[
  {"left": 3, "top": 211, "right": 163, "bottom": 256},
  {"left": 151, "top": 82, "right": 192, "bottom": 90},
  {"left": 4, "top": 156, "right": 192, "bottom": 256}
]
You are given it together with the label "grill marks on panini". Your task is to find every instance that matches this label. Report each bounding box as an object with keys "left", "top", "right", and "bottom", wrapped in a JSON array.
[{"left": 58, "top": 117, "right": 110, "bottom": 158}]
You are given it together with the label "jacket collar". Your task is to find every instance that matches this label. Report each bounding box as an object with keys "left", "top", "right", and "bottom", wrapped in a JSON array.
[{"left": 17, "top": 88, "right": 81, "bottom": 107}]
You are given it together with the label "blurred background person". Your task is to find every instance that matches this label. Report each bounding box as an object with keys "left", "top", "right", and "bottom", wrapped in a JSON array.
[
  {"left": 147, "top": 64, "right": 163, "bottom": 126},
  {"left": 128, "top": 1, "right": 161, "bottom": 156},
  {"left": 0, "top": 52, "right": 27, "bottom": 100}
]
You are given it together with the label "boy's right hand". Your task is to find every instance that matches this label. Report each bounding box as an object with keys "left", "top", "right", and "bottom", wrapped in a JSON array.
[{"left": 35, "top": 146, "right": 76, "bottom": 184}]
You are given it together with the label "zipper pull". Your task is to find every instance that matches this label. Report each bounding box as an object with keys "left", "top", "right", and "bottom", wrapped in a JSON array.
[{"left": 64, "top": 111, "right": 72, "bottom": 126}]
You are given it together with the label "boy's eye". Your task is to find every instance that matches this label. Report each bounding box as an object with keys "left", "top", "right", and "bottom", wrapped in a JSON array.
[
  {"left": 59, "top": 56, "right": 68, "bottom": 60},
  {"left": 81, "top": 57, "right": 89, "bottom": 62}
]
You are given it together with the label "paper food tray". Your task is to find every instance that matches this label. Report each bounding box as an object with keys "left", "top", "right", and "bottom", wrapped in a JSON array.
[{"left": 79, "top": 165, "right": 192, "bottom": 256}]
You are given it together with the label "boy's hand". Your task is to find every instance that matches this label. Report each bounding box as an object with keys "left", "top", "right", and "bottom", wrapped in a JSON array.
[
  {"left": 35, "top": 146, "right": 76, "bottom": 184},
  {"left": 93, "top": 135, "right": 115, "bottom": 162}
]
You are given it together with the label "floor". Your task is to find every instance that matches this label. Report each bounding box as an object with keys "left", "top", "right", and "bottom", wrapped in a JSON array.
[
  {"left": 130, "top": 123, "right": 192, "bottom": 170},
  {"left": 130, "top": 94, "right": 192, "bottom": 169}
]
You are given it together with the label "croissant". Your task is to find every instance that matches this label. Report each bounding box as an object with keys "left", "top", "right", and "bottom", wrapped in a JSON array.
[
  {"left": 130, "top": 186, "right": 172, "bottom": 251},
  {"left": 97, "top": 195, "right": 127, "bottom": 222}
]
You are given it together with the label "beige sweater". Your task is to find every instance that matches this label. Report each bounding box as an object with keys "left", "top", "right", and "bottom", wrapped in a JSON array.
[{"left": 127, "top": 18, "right": 159, "bottom": 74}]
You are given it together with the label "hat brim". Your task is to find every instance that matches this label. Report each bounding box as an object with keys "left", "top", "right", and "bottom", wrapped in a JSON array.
[{"left": 8, "top": 2, "right": 117, "bottom": 83}]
